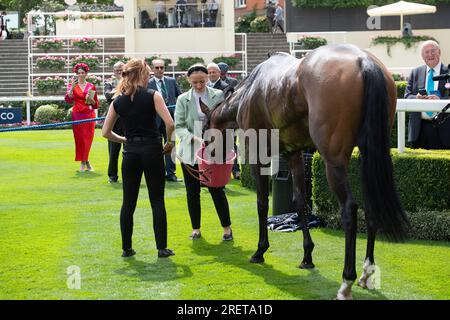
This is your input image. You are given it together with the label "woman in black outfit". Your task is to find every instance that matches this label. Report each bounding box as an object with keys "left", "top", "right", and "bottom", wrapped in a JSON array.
[{"left": 102, "top": 59, "right": 175, "bottom": 258}]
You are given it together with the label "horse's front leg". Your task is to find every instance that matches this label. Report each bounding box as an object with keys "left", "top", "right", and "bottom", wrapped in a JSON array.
[
  {"left": 250, "top": 163, "right": 270, "bottom": 263},
  {"left": 288, "top": 152, "right": 315, "bottom": 269}
]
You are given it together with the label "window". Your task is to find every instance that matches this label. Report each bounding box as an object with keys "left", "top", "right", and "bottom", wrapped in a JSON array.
[{"left": 235, "top": 0, "right": 246, "bottom": 9}]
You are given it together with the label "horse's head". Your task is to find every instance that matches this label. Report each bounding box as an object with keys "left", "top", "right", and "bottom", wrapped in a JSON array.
[
  {"left": 203, "top": 85, "right": 237, "bottom": 133},
  {"left": 202, "top": 86, "right": 238, "bottom": 160}
]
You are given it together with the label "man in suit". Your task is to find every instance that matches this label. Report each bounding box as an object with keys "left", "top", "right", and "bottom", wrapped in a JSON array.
[
  {"left": 104, "top": 61, "right": 125, "bottom": 183},
  {"left": 148, "top": 59, "right": 183, "bottom": 181},
  {"left": 207, "top": 63, "right": 229, "bottom": 91},
  {"left": 217, "top": 62, "right": 239, "bottom": 89},
  {"left": 405, "top": 40, "right": 450, "bottom": 149}
]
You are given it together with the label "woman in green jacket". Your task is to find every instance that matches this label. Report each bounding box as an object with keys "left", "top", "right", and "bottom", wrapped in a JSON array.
[{"left": 175, "top": 64, "right": 233, "bottom": 241}]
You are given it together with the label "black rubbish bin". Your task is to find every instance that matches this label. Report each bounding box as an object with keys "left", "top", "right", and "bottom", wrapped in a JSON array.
[{"left": 271, "top": 155, "right": 295, "bottom": 215}]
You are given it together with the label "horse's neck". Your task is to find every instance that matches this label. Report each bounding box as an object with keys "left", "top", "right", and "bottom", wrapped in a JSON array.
[{"left": 215, "top": 98, "right": 238, "bottom": 127}]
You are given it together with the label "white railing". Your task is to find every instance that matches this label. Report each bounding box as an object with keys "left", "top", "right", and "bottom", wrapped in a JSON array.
[
  {"left": 3, "top": 98, "right": 449, "bottom": 152},
  {"left": 0, "top": 96, "right": 106, "bottom": 126},
  {"left": 396, "top": 99, "right": 450, "bottom": 153},
  {"left": 28, "top": 34, "right": 126, "bottom": 96},
  {"left": 28, "top": 34, "right": 247, "bottom": 96}
]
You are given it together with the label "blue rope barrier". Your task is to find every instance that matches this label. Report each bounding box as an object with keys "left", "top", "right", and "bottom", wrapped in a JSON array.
[
  {"left": 0, "top": 104, "right": 176, "bottom": 133},
  {"left": 0, "top": 117, "right": 106, "bottom": 133}
]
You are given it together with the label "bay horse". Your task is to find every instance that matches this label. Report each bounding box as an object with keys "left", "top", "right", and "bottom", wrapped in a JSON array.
[{"left": 206, "top": 44, "right": 409, "bottom": 300}]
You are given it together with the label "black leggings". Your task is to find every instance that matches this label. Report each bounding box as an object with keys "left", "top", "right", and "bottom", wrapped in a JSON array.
[
  {"left": 120, "top": 141, "right": 167, "bottom": 250},
  {"left": 181, "top": 163, "right": 231, "bottom": 230}
]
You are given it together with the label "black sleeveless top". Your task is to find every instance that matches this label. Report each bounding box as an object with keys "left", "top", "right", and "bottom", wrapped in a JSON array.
[{"left": 113, "top": 87, "right": 160, "bottom": 140}]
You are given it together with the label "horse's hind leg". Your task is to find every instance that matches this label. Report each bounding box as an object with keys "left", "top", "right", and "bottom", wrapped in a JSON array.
[
  {"left": 358, "top": 225, "right": 377, "bottom": 289},
  {"left": 250, "top": 163, "right": 270, "bottom": 263},
  {"left": 325, "top": 162, "right": 358, "bottom": 300},
  {"left": 287, "top": 151, "right": 315, "bottom": 269}
]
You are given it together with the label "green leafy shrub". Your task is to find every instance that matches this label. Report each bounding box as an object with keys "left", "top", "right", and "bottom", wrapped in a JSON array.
[
  {"left": 34, "top": 104, "right": 66, "bottom": 124},
  {"left": 177, "top": 57, "right": 205, "bottom": 71},
  {"left": 371, "top": 35, "right": 437, "bottom": 56},
  {"left": 396, "top": 81, "right": 407, "bottom": 98},
  {"left": 241, "top": 163, "right": 257, "bottom": 191},
  {"left": 34, "top": 76, "right": 66, "bottom": 94},
  {"left": 176, "top": 75, "right": 191, "bottom": 92},
  {"left": 250, "top": 16, "right": 269, "bottom": 33},
  {"left": 298, "top": 36, "right": 328, "bottom": 49},
  {"left": 235, "top": 11, "right": 257, "bottom": 33},
  {"left": 145, "top": 56, "right": 172, "bottom": 68},
  {"left": 312, "top": 149, "right": 450, "bottom": 240},
  {"left": 213, "top": 56, "right": 240, "bottom": 68}
]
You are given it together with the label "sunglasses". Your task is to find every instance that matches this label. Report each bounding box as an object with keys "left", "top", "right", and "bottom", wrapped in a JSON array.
[{"left": 154, "top": 66, "right": 164, "bottom": 70}]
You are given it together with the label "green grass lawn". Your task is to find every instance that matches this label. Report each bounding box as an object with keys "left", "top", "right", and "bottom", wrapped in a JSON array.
[{"left": 0, "top": 129, "right": 449, "bottom": 300}]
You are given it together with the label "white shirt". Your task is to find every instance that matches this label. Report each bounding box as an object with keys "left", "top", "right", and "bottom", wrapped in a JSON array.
[
  {"left": 154, "top": 77, "right": 166, "bottom": 93},
  {"left": 193, "top": 90, "right": 209, "bottom": 123}
]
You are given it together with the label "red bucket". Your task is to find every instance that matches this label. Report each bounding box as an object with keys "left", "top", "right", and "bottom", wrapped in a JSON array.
[{"left": 195, "top": 147, "right": 237, "bottom": 188}]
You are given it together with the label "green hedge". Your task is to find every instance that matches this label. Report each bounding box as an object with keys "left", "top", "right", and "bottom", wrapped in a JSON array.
[
  {"left": 241, "top": 150, "right": 450, "bottom": 241},
  {"left": 241, "top": 163, "right": 275, "bottom": 193},
  {"left": 313, "top": 149, "right": 450, "bottom": 241}
]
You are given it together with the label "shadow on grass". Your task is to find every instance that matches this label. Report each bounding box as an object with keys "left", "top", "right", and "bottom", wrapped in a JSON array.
[
  {"left": 319, "top": 227, "right": 450, "bottom": 249},
  {"left": 115, "top": 257, "right": 193, "bottom": 282},
  {"left": 190, "top": 237, "right": 387, "bottom": 300},
  {"left": 224, "top": 188, "right": 248, "bottom": 197},
  {"left": 73, "top": 171, "right": 102, "bottom": 179}
]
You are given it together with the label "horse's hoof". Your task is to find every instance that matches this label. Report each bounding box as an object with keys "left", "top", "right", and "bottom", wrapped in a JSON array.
[
  {"left": 335, "top": 293, "right": 353, "bottom": 300},
  {"left": 299, "top": 262, "right": 315, "bottom": 269},
  {"left": 357, "top": 278, "right": 368, "bottom": 289},
  {"left": 250, "top": 255, "right": 264, "bottom": 264}
]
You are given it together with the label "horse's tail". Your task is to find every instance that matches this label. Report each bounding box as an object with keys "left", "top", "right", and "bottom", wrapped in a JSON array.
[{"left": 357, "top": 57, "right": 409, "bottom": 242}]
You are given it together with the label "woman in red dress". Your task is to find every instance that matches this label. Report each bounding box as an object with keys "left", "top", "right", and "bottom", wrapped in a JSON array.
[{"left": 65, "top": 63, "right": 99, "bottom": 172}]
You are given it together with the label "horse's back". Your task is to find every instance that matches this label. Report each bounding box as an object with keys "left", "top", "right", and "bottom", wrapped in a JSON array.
[
  {"left": 235, "top": 52, "right": 303, "bottom": 132},
  {"left": 300, "top": 44, "right": 395, "bottom": 161}
]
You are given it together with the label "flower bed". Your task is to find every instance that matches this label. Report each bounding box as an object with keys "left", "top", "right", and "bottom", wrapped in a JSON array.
[
  {"left": 298, "top": 36, "right": 327, "bottom": 49},
  {"left": 72, "top": 37, "right": 101, "bottom": 52},
  {"left": 36, "top": 56, "right": 66, "bottom": 71},
  {"left": 86, "top": 75, "right": 102, "bottom": 87},
  {"left": 70, "top": 55, "right": 100, "bottom": 70},
  {"left": 35, "top": 39, "right": 64, "bottom": 53},
  {"left": 34, "top": 76, "right": 66, "bottom": 94},
  {"left": 105, "top": 56, "right": 130, "bottom": 67}
]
